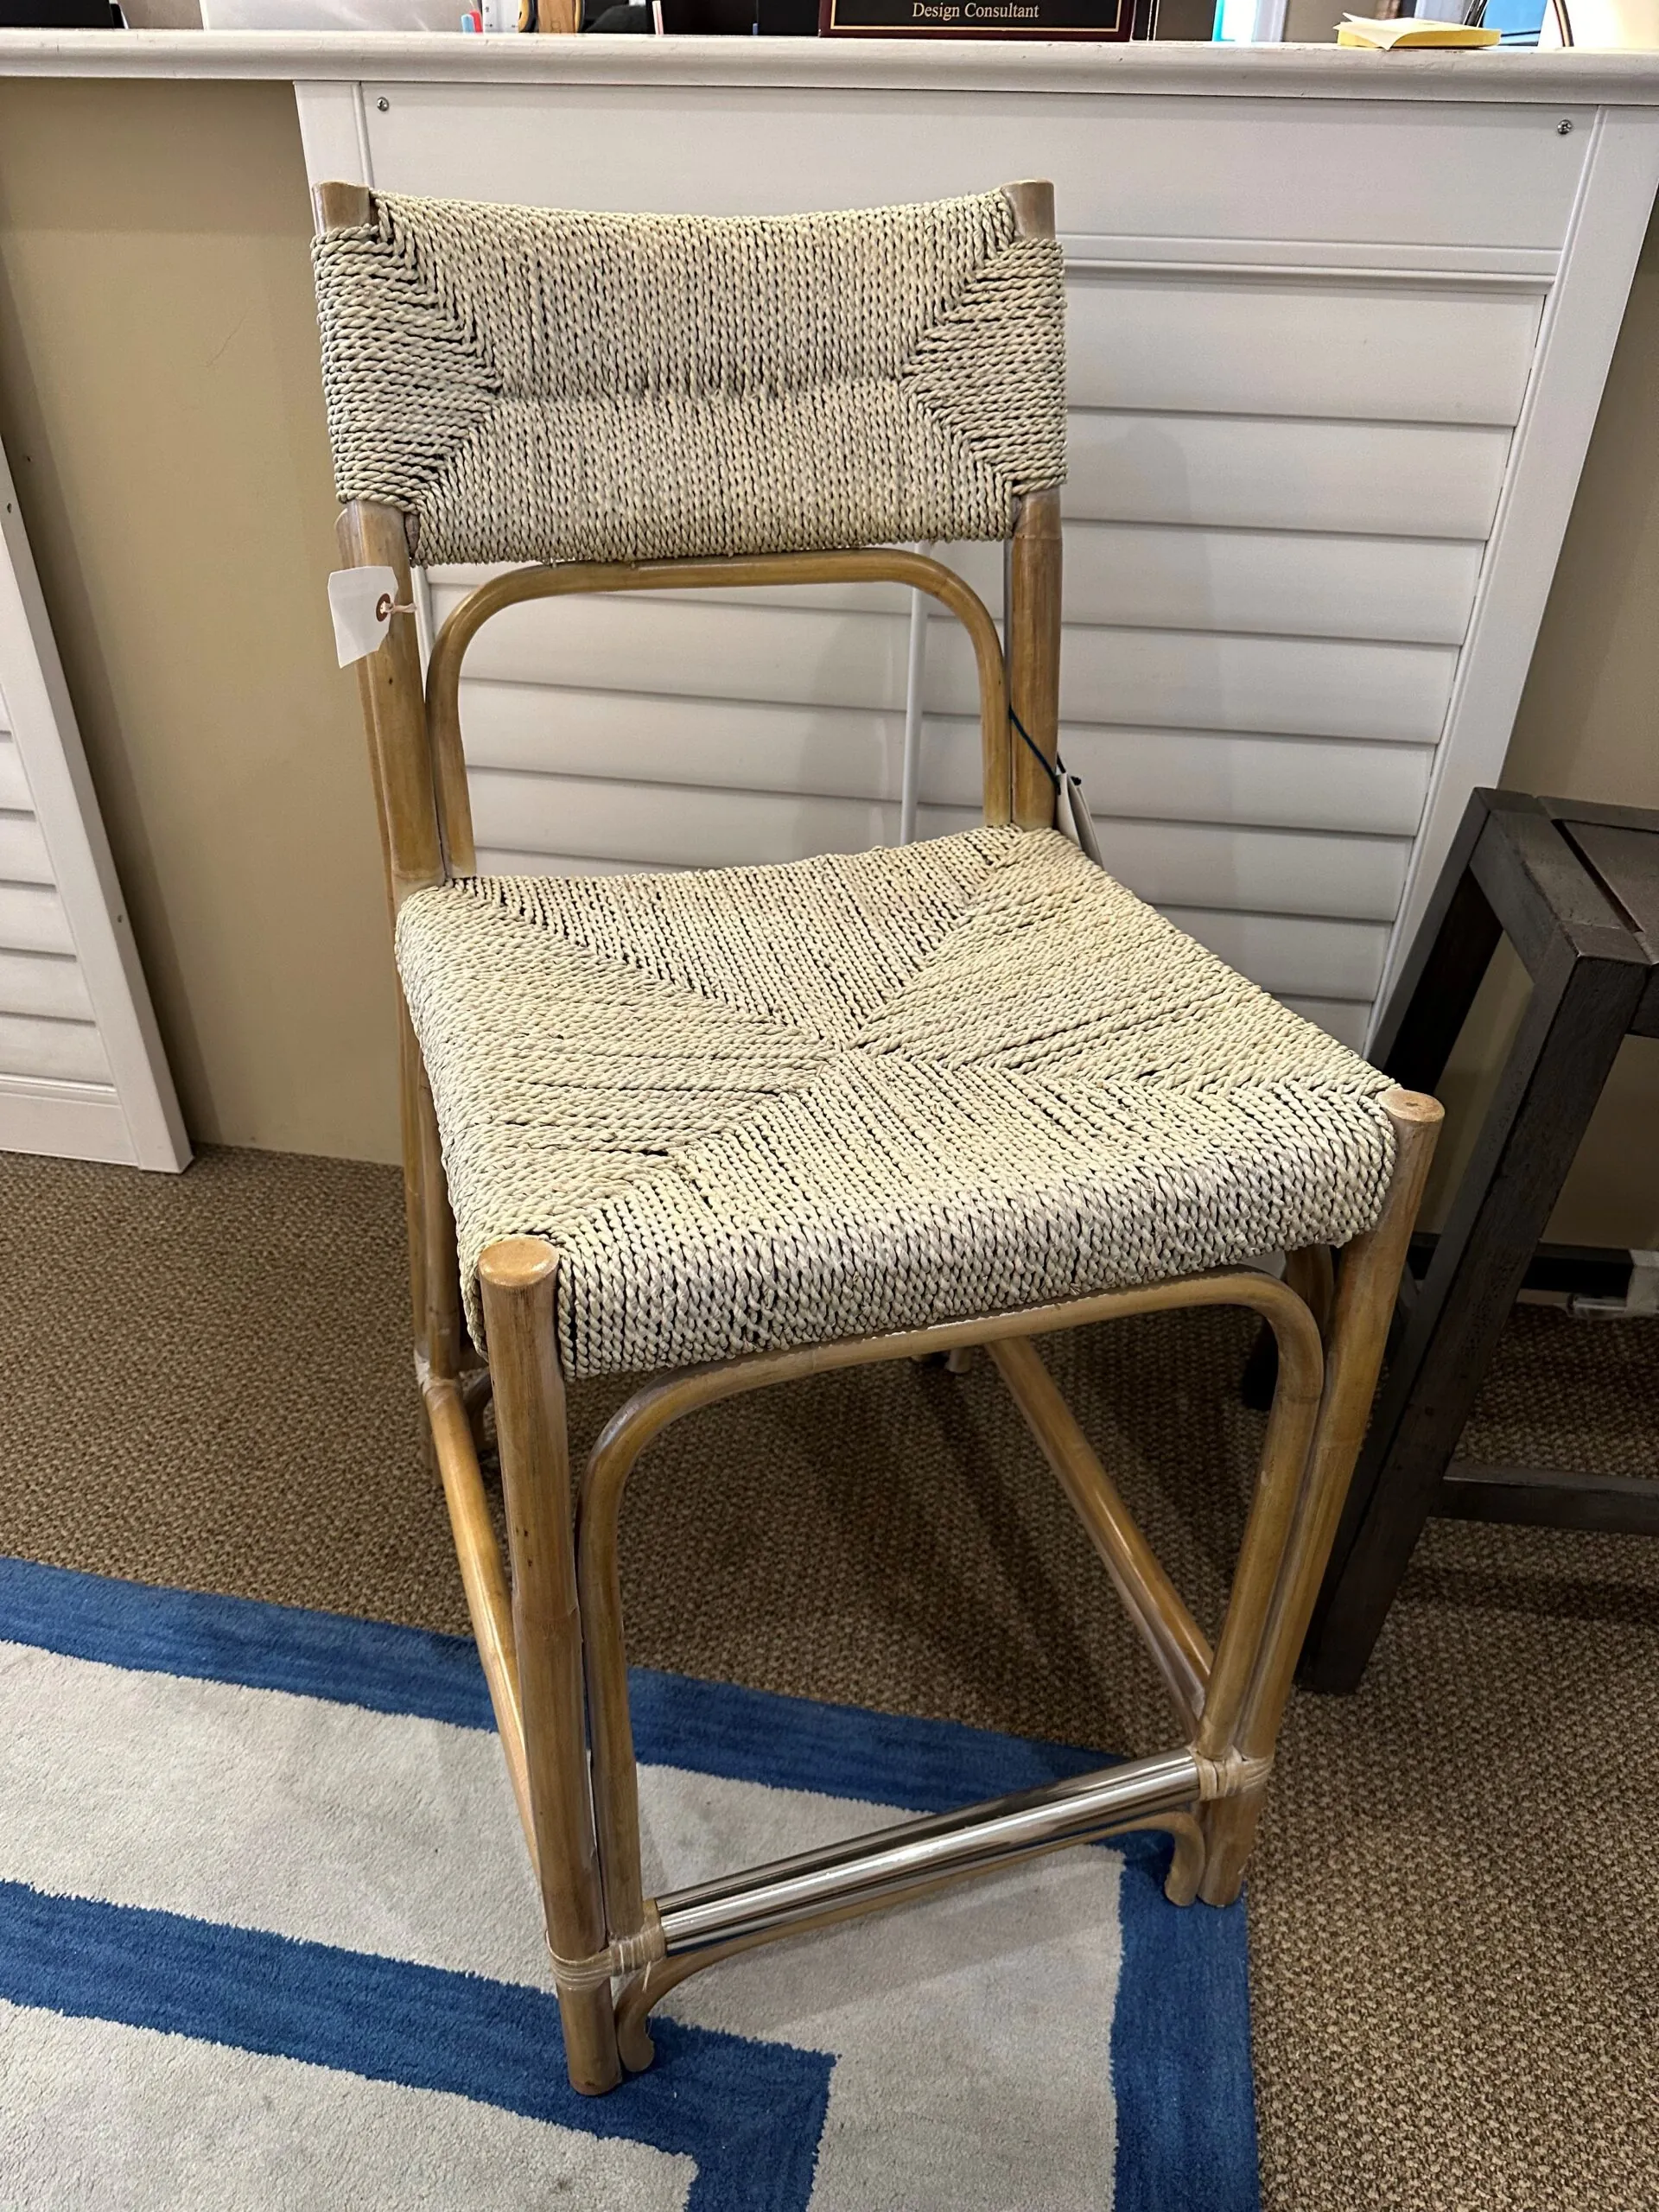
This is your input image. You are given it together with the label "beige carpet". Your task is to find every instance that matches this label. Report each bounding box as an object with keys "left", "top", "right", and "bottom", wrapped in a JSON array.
[{"left": 3, "top": 1143, "right": 1656, "bottom": 2209}]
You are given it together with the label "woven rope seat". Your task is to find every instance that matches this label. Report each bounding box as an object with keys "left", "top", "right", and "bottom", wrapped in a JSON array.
[{"left": 397, "top": 824, "right": 1395, "bottom": 1377}]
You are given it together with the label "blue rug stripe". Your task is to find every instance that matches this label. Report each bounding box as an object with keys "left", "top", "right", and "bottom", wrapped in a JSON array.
[
  {"left": 0, "top": 1880, "right": 830, "bottom": 2212},
  {"left": 0, "top": 1555, "right": 493, "bottom": 1729},
  {"left": 1112, "top": 1836, "right": 1262, "bottom": 2212},
  {"left": 2, "top": 1552, "right": 1260, "bottom": 2207},
  {"left": 0, "top": 1554, "right": 1109, "bottom": 1815}
]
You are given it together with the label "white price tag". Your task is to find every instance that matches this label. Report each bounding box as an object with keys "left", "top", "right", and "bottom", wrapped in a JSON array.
[
  {"left": 1057, "top": 773, "right": 1103, "bottom": 868},
  {"left": 328, "top": 566, "right": 401, "bottom": 667}
]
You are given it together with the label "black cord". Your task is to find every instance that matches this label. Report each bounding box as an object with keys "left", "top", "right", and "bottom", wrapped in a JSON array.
[
  {"left": 1008, "top": 706, "right": 1065, "bottom": 791},
  {"left": 1011, "top": 705, "right": 1105, "bottom": 865}
]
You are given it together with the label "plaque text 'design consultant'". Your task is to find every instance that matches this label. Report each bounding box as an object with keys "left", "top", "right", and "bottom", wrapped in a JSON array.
[{"left": 820, "top": 0, "right": 1141, "bottom": 36}]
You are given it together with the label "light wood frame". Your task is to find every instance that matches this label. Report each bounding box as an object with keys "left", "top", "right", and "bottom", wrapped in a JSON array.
[{"left": 319, "top": 174, "right": 1441, "bottom": 2097}]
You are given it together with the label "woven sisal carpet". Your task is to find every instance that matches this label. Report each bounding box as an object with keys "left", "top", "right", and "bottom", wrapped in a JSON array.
[{"left": 4, "top": 1145, "right": 1656, "bottom": 2209}]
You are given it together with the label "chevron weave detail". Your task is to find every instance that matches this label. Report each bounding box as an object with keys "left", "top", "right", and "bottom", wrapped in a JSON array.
[
  {"left": 312, "top": 189, "right": 1067, "bottom": 566},
  {"left": 395, "top": 830, "right": 1395, "bottom": 1376}
]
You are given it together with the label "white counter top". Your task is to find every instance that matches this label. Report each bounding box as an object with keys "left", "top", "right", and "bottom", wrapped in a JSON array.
[{"left": 1, "top": 29, "right": 1659, "bottom": 102}]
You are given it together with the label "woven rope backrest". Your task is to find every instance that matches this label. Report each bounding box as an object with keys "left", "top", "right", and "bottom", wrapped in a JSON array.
[{"left": 313, "top": 188, "right": 1066, "bottom": 567}]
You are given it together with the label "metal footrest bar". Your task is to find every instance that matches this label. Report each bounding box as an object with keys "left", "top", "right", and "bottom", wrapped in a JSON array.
[{"left": 653, "top": 1746, "right": 1203, "bottom": 1959}]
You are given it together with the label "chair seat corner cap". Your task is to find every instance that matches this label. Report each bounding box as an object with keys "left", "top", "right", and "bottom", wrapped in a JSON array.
[{"left": 477, "top": 1236, "right": 561, "bottom": 1291}]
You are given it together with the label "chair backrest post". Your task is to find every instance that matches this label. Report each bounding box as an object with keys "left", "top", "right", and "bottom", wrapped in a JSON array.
[
  {"left": 336, "top": 497, "right": 448, "bottom": 912},
  {"left": 1007, "top": 486, "right": 1063, "bottom": 831},
  {"left": 315, "top": 177, "right": 457, "bottom": 912},
  {"left": 313, "top": 179, "right": 372, "bottom": 238},
  {"left": 1003, "top": 181, "right": 1063, "bottom": 831}
]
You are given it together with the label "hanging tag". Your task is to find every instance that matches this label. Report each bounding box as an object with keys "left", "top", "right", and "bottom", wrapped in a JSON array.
[
  {"left": 328, "top": 567, "right": 401, "bottom": 668},
  {"left": 1057, "top": 772, "right": 1104, "bottom": 868}
]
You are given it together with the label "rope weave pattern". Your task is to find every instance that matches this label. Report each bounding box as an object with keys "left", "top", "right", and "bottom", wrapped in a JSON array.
[
  {"left": 396, "top": 830, "right": 1395, "bottom": 1376},
  {"left": 312, "top": 189, "right": 1066, "bottom": 565}
]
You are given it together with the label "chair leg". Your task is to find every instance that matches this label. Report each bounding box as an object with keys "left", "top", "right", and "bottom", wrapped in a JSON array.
[
  {"left": 1194, "top": 1090, "right": 1442, "bottom": 1904},
  {"left": 1283, "top": 1244, "right": 1335, "bottom": 1345},
  {"left": 407, "top": 1012, "right": 467, "bottom": 1383},
  {"left": 573, "top": 1276, "right": 1301, "bottom": 2053},
  {"left": 478, "top": 1237, "right": 621, "bottom": 2098},
  {"left": 576, "top": 1414, "right": 652, "bottom": 1965}
]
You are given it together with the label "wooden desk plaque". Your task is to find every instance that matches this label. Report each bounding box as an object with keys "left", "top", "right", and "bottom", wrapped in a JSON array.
[{"left": 819, "top": 0, "right": 1154, "bottom": 35}]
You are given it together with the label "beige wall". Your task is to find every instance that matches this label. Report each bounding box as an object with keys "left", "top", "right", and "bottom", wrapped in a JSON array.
[
  {"left": 0, "top": 79, "right": 1654, "bottom": 1238},
  {"left": 1427, "top": 196, "right": 1659, "bottom": 1247},
  {"left": 0, "top": 80, "right": 400, "bottom": 1162}
]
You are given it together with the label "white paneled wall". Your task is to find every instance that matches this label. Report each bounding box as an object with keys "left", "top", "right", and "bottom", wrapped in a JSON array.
[
  {"left": 295, "top": 67, "right": 1659, "bottom": 1054},
  {"left": 421, "top": 265, "right": 1524, "bottom": 1048},
  {"left": 0, "top": 440, "right": 186, "bottom": 1166},
  {"left": 1063, "top": 278, "right": 1541, "bottom": 423},
  {"left": 0, "top": 723, "right": 114, "bottom": 1091},
  {"left": 1061, "top": 415, "right": 1510, "bottom": 538}
]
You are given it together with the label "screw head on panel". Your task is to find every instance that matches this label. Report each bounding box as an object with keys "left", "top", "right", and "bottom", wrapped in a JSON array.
[
  {"left": 1557, "top": 118, "right": 1574, "bottom": 134},
  {"left": 378, "top": 97, "right": 391, "bottom": 111}
]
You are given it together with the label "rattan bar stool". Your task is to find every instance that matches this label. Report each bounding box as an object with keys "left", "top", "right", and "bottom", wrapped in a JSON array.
[{"left": 311, "top": 177, "right": 1441, "bottom": 2095}]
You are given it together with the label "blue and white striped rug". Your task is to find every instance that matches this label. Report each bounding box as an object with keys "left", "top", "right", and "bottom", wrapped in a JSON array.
[{"left": 0, "top": 1555, "right": 1258, "bottom": 2210}]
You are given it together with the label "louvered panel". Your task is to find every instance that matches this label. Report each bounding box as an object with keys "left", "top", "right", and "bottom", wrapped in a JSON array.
[
  {"left": 467, "top": 768, "right": 1406, "bottom": 919},
  {"left": 1064, "top": 414, "right": 1511, "bottom": 540},
  {"left": 0, "top": 810, "right": 54, "bottom": 886},
  {"left": 448, "top": 588, "right": 1456, "bottom": 746},
  {"left": 468, "top": 768, "right": 950, "bottom": 872},
  {"left": 0, "top": 881, "right": 75, "bottom": 957},
  {"left": 403, "top": 137, "right": 1573, "bottom": 1057},
  {"left": 0, "top": 950, "right": 93, "bottom": 1022},
  {"left": 1113, "top": 823, "right": 1408, "bottom": 921},
  {"left": 434, "top": 588, "right": 913, "bottom": 715},
  {"left": 0, "top": 1011, "right": 110, "bottom": 1085},
  {"left": 935, "top": 721, "right": 1433, "bottom": 836},
  {"left": 458, "top": 682, "right": 1433, "bottom": 837},
  {"left": 1277, "top": 996, "right": 1371, "bottom": 1052},
  {"left": 442, "top": 508, "right": 1486, "bottom": 640},
  {"left": 1053, "top": 730, "right": 1433, "bottom": 839},
  {"left": 0, "top": 427, "right": 183, "bottom": 1165},
  {"left": 460, "top": 681, "right": 918, "bottom": 805},
  {"left": 944, "top": 624, "right": 1457, "bottom": 743},
  {"left": 1066, "top": 279, "right": 1541, "bottom": 426},
  {"left": 0, "top": 734, "right": 29, "bottom": 811},
  {"left": 0, "top": 760, "right": 102, "bottom": 1052},
  {"left": 576, "top": 524, "right": 1483, "bottom": 651},
  {"left": 943, "top": 526, "right": 1481, "bottom": 645},
  {"left": 324, "top": 76, "right": 1659, "bottom": 1109},
  {"left": 1166, "top": 906, "right": 1390, "bottom": 1003}
]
